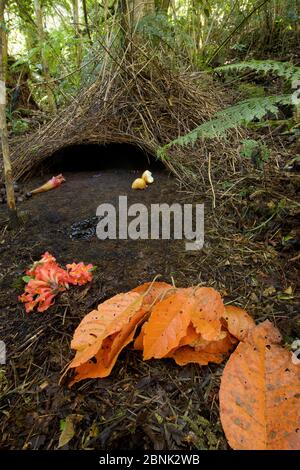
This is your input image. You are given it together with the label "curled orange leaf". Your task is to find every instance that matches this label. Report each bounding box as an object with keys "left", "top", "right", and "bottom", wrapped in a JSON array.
[
  {"left": 70, "top": 306, "right": 148, "bottom": 384},
  {"left": 168, "top": 331, "right": 235, "bottom": 366},
  {"left": 190, "top": 287, "right": 225, "bottom": 341},
  {"left": 133, "top": 324, "right": 145, "bottom": 351},
  {"left": 219, "top": 320, "right": 300, "bottom": 450},
  {"left": 132, "top": 282, "right": 173, "bottom": 352},
  {"left": 143, "top": 291, "right": 193, "bottom": 360},
  {"left": 168, "top": 345, "right": 228, "bottom": 366},
  {"left": 178, "top": 324, "right": 199, "bottom": 347},
  {"left": 222, "top": 304, "right": 255, "bottom": 341},
  {"left": 132, "top": 281, "right": 173, "bottom": 309},
  {"left": 69, "top": 292, "right": 143, "bottom": 368},
  {"left": 190, "top": 332, "right": 236, "bottom": 353}
]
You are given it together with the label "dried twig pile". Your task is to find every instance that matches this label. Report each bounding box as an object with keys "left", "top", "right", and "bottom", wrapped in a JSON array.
[{"left": 2, "top": 50, "right": 242, "bottom": 185}]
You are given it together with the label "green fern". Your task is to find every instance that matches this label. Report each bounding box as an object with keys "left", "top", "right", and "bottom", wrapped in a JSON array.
[
  {"left": 216, "top": 60, "right": 300, "bottom": 83},
  {"left": 158, "top": 94, "right": 291, "bottom": 155},
  {"left": 157, "top": 59, "right": 299, "bottom": 157}
]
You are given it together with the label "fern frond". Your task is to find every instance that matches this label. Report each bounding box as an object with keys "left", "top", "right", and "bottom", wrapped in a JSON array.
[
  {"left": 216, "top": 60, "right": 300, "bottom": 82},
  {"left": 160, "top": 94, "right": 291, "bottom": 152}
]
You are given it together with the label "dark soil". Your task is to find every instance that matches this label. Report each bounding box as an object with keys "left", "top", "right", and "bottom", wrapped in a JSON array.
[
  {"left": 0, "top": 153, "right": 227, "bottom": 450},
  {"left": 0, "top": 144, "right": 299, "bottom": 450}
]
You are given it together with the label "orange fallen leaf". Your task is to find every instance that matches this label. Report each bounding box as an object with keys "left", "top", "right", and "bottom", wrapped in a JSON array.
[
  {"left": 143, "top": 291, "right": 194, "bottom": 360},
  {"left": 168, "top": 345, "right": 228, "bottom": 366},
  {"left": 70, "top": 307, "right": 148, "bottom": 384},
  {"left": 219, "top": 320, "right": 300, "bottom": 450},
  {"left": 132, "top": 282, "right": 173, "bottom": 352},
  {"left": 69, "top": 292, "right": 143, "bottom": 369},
  {"left": 190, "top": 331, "right": 237, "bottom": 353},
  {"left": 168, "top": 330, "right": 235, "bottom": 365},
  {"left": 132, "top": 281, "right": 173, "bottom": 310},
  {"left": 102, "top": 307, "right": 148, "bottom": 369},
  {"left": 222, "top": 305, "right": 255, "bottom": 341},
  {"left": 178, "top": 324, "right": 199, "bottom": 347},
  {"left": 189, "top": 287, "right": 225, "bottom": 341},
  {"left": 69, "top": 335, "right": 116, "bottom": 384},
  {"left": 133, "top": 324, "right": 145, "bottom": 351}
]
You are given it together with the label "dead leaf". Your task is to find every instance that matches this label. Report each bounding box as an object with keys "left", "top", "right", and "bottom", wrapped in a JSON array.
[
  {"left": 132, "top": 282, "right": 174, "bottom": 352},
  {"left": 133, "top": 324, "right": 145, "bottom": 350},
  {"left": 263, "top": 286, "right": 276, "bottom": 297},
  {"left": 168, "top": 331, "right": 235, "bottom": 365},
  {"left": 178, "top": 324, "right": 199, "bottom": 347},
  {"left": 190, "top": 287, "right": 225, "bottom": 341},
  {"left": 190, "top": 332, "right": 236, "bottom": 353},
  {"left": 132, "top": 281, "right": 173, "bottom": 310},
  {"left": 168, "top": 345, "right": 228, "bottom": 366},
  {"left": 69, "top": 306, "right": 148, "bottom": 384},
  {"left": 69, "top": 291, "right": 143, "bottom": 369},
  {"left": 143, "top": 291, "right": 194, "bottom": 360},
  {"left": 222, "top": 305, "right": 255, "bottom": 341},
  {"left": 219, "top": 320, "right": 300, "bottom": 450},
  {"left": 58, "top": 415, "right": 76, "bottom": 448}
]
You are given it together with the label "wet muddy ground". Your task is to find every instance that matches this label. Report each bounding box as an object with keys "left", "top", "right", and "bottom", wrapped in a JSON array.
[
  {"left": 0, "top": 145, "right": 299, "bottom": 450},
  {"left": 1, "top": 159, "right": 217, "bottom": 450},
  {"left": 0, "top": 168, "right": 186, "bottom": 289}
]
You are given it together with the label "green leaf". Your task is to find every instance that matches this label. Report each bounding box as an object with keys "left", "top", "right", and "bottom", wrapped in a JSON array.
[
  {"left": 159, "top": 94, "right": 291, "bottom": 152},
  {"left": 22, "top": 276, "right": 32, "bottom": 284},
  {"left": 216, "top": 60, "right": 300, "bottom": 83},
  {"left": 58, "top": 416, "right": 75, "bottom": 448},
  {"left": 59, "top": 419, "right": 66, "bottom": 432}
]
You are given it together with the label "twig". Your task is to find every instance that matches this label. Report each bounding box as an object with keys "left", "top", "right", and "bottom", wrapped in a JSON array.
[{"left": 208, "top": 152, "right": 216, "bottom": 209}]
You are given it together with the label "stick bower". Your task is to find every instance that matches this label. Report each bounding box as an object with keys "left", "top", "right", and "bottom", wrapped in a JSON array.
[{"left": 1, "top": 52, "right": 244, "bottom": 187}]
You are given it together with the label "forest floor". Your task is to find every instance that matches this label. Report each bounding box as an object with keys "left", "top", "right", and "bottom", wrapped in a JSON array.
[{"left": 0, "top": 145, "right": 299, "bottom": 449}]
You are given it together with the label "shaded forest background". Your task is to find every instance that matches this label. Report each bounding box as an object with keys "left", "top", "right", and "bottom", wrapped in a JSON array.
[{"left": 3, "top": 0, "right": 300, "bottom": 125}]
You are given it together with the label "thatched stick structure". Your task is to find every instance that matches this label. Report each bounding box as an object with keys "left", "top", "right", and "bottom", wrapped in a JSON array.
[{"left": 1, "top": 51, "right": 243, "bottom": 189}]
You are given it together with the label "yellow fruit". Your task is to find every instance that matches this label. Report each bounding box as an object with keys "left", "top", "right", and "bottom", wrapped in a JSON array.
[
  {"left": 142, "top": 170, "right": 154, "bottom": 184},
  {"left": 132, "top": 178, "right": 147, "bottom": 189}
]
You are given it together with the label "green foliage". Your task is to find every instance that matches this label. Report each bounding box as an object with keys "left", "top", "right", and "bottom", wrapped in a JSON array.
[
  {"left": 216, "top": 60, "right": 300, "bottom": 83},
  {"left": 158, "top": 94, "right": 291, "bottom": 156},
  {"left": 137, "top": 12, "right": 195, "bottom": 64},
  {"left": 138, "top": 12, "right": 173, "bottom": 45},
  {"left": 159, "top": 59, "right": 300, "bottom": 157},
  {"left": 12, "top": 119, "right": 29, "bottom": 135},
  {"left": 5, "top": 0, "right": 300, "bottom": 117},
  {"left": 238, "top": 83, "right": 265, "bottom": 98},
  {"left": 240, "top": 139, "right": 270, "bottom": 169}
]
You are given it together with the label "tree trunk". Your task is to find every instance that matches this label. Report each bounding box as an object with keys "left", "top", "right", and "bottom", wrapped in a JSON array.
[
  {"left": 82, "top": 0, "right": 92, "bottom": 43},
  {"left": 72, "top": 0, "right": 82, "bottom": 69},
  {"left": 119, "top": 0, "right": 155, "bottom": 41},
  {"left": 2, "top": 20, "right": 7, "bottom": 79},
  {"left": 33, "top": 0, "right": 56, "bottom": 113},
  {"left": 155, "top": 0, "right": 170, "bottom": 13},
  {"left": 0, "top": 0, "right": 18, "bottom": 224},
  {"left": 129, "top": 0, "right": 154, "bottom": 26}
]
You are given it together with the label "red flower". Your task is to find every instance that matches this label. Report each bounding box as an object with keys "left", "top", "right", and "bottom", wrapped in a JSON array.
[
  {"left": 19, "top": 253, "right": 95, "bottom": 313},
  {"left": 29, "top": 174, "right": 66, "bottom": 195},
  {"left": 26, "top": 251, "right": 57, "bottom": 277},
  {"left": 34, "top": 264, "right": 71, "bottom": 289},
  {"left": 66, "top": 262, "right": 94, "bottom": 286},
  {"left": 35, "top": 288, "right": 56, "bottom": 312}
]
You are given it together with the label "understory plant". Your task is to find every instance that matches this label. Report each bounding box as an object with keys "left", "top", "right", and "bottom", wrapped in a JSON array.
[{"left": 158, "top": 60, "right": 300, "bottom": 158}]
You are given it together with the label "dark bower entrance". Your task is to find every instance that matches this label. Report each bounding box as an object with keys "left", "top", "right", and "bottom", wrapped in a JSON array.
[{"left": 46, "top": 143, "right": 164, "bottom": 173}]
